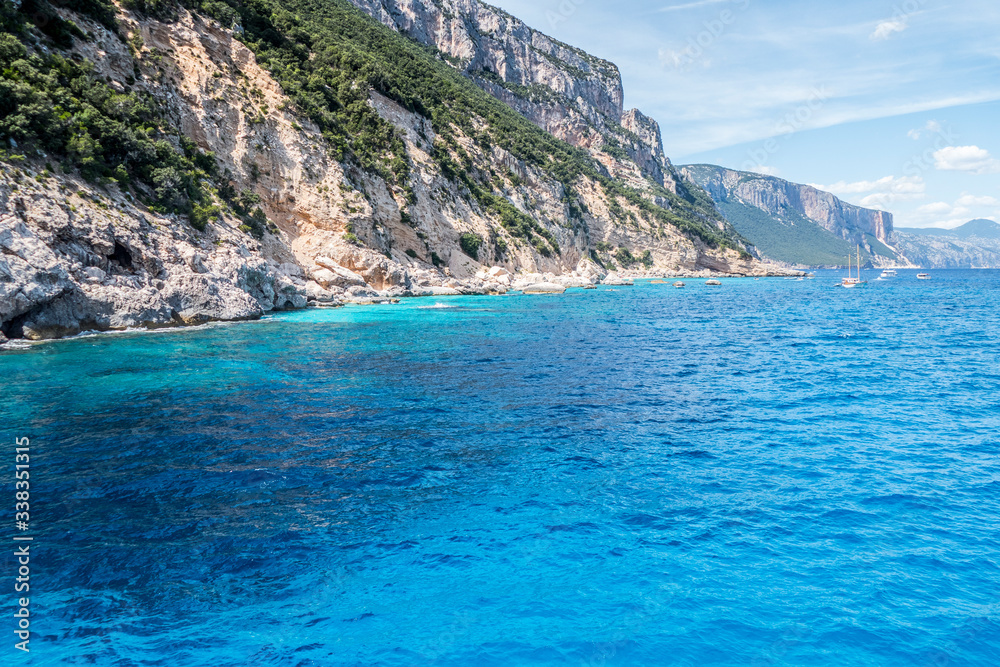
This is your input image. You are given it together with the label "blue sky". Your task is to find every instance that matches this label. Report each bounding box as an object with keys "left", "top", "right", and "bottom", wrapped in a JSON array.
[{"left": 488, "top": 0, "right": 1000, "bottom": 228}]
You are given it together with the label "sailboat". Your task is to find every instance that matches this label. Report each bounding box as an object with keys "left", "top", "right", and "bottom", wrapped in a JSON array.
[{"left": 841, "top": 245, "right": 867, "bottom": 288}]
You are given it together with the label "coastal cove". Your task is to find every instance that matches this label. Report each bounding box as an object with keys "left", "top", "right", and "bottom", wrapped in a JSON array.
[{"left": 4, "top": 271, "right": 1000, "bottom": 665}]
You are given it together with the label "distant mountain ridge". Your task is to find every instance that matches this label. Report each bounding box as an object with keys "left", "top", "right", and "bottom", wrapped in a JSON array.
[
  {"left": 680, "top": 164, "right": 901, "bottom": 267},
  {"left": 896, "top": 219, "right": 1000, "bottom": 240},
  {"left": 892, "top": 219, "right": 1000, "bottom": 268}
]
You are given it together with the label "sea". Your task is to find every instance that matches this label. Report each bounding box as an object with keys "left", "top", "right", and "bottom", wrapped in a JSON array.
[{"left": 2, "top": 269, "right": 999, "bottom": 666}]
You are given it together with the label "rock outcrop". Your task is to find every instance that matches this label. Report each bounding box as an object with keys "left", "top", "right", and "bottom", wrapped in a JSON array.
[
  {"left": 0, "top": 168, "right": 306, "bottom": 341},
  {"left": 682, "top": 164, "right": 893, "bottom": 244},
  {"left": 0, "top": 1, "right": 790, "bottom": 345},
  {"left": 892, "top": 230, "right": 1000, "bottom": 268},
  {"left": 346, "top": 0, "right": 683, "bottom": 190},
  {"left": 680, "top": 164, "right": 907, "bottom": 267}
]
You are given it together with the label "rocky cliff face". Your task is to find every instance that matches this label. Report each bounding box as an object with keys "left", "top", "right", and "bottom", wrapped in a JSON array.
[
  {"left": 892, "top": 232, "right": 1000, "bottom": 268},
  {"left": 346, "top": 0, "right": 681, "bottom": 190},
  {"left": 682, "top": 164, "right": 893, "bottom": 245},
  {"left": 0, "top": 167, "right": 306, "bottom": 342},
  {"left": 0, "top": 1, "right": 785, "bottom": 345},
  {"left": 349, "top": 0, "right": 623, "bottom": 119}
]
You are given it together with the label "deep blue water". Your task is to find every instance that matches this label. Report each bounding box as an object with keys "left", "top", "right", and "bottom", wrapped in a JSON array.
[{"left": 3, "top": 269, "right": 1000, "bottom": 666}]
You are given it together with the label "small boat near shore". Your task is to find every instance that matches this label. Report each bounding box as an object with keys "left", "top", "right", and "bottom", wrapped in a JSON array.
[
  {"left": 842, "top": 245, "right": 867, "bottom": 288},
  {"left": 917, "top": 273, "right": 931, "bottom": 280},
  {"left": 878, "top": 269, "right": 897, "bottom": 280},
  {"left": 673, "top": 281, "right": 685, "bottom": 288},
  {"left": 706, "top": 280, "right": 722, "bottom": 286}
]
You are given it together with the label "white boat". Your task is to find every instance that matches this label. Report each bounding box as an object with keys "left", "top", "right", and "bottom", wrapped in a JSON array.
[
  {"left": 917, "top": 273, "right": 931, "bottom": 280},
  {"left": 842, "top": 245, "right": 868, "bottom": 288},
  {"left": 879, "top": 269, "right": 897, "bottom": 279}
]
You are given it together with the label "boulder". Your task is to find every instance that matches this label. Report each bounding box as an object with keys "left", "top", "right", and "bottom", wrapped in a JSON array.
[
  {"left": 82, "top": 266, "right": 106, "bottom": 283},
  {"left": 182, "top": 249, "right": 209, "bottom": 274},
  {"left": 311, "top": 268, "right": 338, "bottom": 289},
  {"left": 314, "top": 257, "right": 368, "bottom": 287},
  {"left": 424, "top": 286, "right": 462, "bottom": 296},
  {"left": 304, "top": 280, "right": 338, "bottom": 303},
  {"left": 345, "top": 285, "right": 379, "bottom": 298},
  {"left": 522, "top": 282, "right": 566, "bottom": 294}
]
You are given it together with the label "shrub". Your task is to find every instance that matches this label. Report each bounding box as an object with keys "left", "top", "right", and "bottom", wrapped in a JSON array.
[
  {"left": 459, "top": 232, "right": 483, "bottom": 259},
  {"left": 0, "top": 24, "right": 216, "bottom": 227},
  {"left": 190, "top": 203, "right": 221, "bottom": 231},
  {"left": 615, "top": 247, "right": 637, "bottom": 267}
]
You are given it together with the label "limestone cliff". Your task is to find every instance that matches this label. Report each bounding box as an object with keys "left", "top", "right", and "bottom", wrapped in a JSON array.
[
  {"left": 0, "top": 0, "right": 783, "bottom": 345},
  {"left": 893, "top": 224, "right": 1000, "bottom": 268},
  {"left": 681, "top": 164, "right": 904, "bottom": 267},
  {"left": 346, "top": 0, "right": 682, "bottom": 190},
  {"left": 0, "top": 167, "right": 306, "bottom": 342}
]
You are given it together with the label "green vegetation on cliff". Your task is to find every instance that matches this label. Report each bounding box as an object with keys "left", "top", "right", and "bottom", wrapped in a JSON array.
[
  {"left": 715, "top": 200, "right": 865, "bottom": 267},
  {"left": 0, "top": 9, "right": 220, "bottom": 226},
  {"left": 194, "top": 0, "right": 741, "bottom": 251},
  {"left": 0, "top": 0, "right": 745, "bottom": 254}
]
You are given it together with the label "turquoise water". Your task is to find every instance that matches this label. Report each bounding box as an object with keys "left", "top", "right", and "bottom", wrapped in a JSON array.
[{"left": 3, "top": 270, "right": 1000, "bottom": 665}]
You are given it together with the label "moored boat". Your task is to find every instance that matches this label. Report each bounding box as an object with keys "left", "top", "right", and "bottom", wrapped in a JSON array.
[
  {"left": 917, "top": 273, "right": 931, "bottom": 280},
  {"left": 842, "top": 245, "right": 868, "bottom": 288}
]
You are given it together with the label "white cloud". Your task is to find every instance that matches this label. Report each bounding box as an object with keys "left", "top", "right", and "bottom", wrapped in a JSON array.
[
  {"left": 657, "top": 47, "right": 712, "bottom": 70},
  {"left": 901, "top": 193, "right": 1000, "bottom": 228},
  {"left": 808, "top": 175, "right": 925, "bottom": 210},
  {"left": 657, "top": 0, "right": 729, "bottom": 13},
  {"left": 955, "top": 194, "right": 1000, "bottom": 207},
  {"left": 917, "top": 202, "right": 956, "bottom": 215},
  {"left": 932, "top": 145, "right": 1000, "bottom": 173},
  {"left": 907, "top": 119, "right": 943, "bottom": 140},
  {"left": 870, "top": 20, "right": 907, "bottom": 41},
  {"left": 749, "top": 165, "right": 780, "bottom": 176},
  {"left": 813, "top": 175, "right": 925, "bottom": 199},
  {"left": 658, "top": 48, "right": 686, "bottom": 69},
  {"left": 667, "top": 91, "right": 1000, "bottom": 158}
]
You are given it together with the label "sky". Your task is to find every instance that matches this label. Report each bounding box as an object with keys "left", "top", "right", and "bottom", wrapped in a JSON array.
[{"left": 487, "top": 0, "right": 1000, "bottom": 228}]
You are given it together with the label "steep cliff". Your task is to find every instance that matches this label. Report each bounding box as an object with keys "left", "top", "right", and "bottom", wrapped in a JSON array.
[
  {"left": 681, "top": 164, "right": 904, "bottom": 267},
  {"left": 893, "top": 221, "right": 1000, "bottom": 268},
  {"left": 896, "top": 219, "right": 1000, "bottom": 240},
  {"left": 0, "top": 0, "right": 783, "bottom": 345},
  {"left": 346, "top": 0, "right": 683, "bottom": 191}
]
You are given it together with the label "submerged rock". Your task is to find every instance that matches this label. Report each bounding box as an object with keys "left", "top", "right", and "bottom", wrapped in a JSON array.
[
  {"left": 522, "top": 282, "right": 566, "bottom": 294},
  {"left": 420, "top": 286, "right": 462, "bottom": 296}
]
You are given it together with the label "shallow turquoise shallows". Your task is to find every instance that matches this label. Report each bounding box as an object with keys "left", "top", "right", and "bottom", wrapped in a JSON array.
[{"left": 3, "top": 270, "right": 1000, "bottom": 666}]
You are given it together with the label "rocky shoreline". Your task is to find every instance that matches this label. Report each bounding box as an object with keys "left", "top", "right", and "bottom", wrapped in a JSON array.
[
  {"left": 0, "top": 155, "right": 803, "bottom": 349},
  {"left": 0, "top": 249, "right": 803, "bottom": 349},
  {"left": 0, "top": 4, "right": 805, "bottom": 349}
]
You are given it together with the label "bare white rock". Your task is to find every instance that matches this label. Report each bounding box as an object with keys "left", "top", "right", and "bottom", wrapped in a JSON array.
[{"left": 522, "top": 282, "right": 566, "bottom": 294}]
